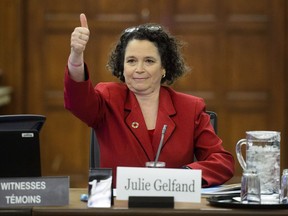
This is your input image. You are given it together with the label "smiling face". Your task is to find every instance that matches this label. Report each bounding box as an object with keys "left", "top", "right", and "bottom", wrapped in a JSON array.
[{"left": 123, "top": 39, "right": 164, "bottom": 96}]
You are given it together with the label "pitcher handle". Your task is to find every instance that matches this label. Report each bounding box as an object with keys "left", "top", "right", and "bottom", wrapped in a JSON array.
[{"left": 236, "top": 139, "right": 247, "bottom": 170}]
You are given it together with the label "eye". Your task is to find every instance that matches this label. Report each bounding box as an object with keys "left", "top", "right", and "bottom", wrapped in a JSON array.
[
  {"left": 126, "top": 58, "right": 136, "bottom": 65},
  {"left": 145, "top": 58, "right": 155, "bottom": 64}
]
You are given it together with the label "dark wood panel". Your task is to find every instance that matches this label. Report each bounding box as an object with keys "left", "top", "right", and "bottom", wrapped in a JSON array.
[
  {"left": 21, "top": 0, "right": 288, "bottom": 188},
  {"left": 174, "top": 0, "right": 219, "bottom": 15},
  {"left": 44, "top": 35, "right": 70, "bottom": 90},
  {"left": 2, "top": 0, "right": 287, "bottom": 188},
  {"left": 173, "top": 34, "right": 218, "bottom": 92},
  {"left": 170, "top": 0, "right": 286, "bottom": 177},
  {"left": 225, "top": 35, "right": 269, "bottom": 90},
  {"left": 226, "top": 0, "right": 269, "bottom": 14},
  {"left": 87, "top": 31, "right": 122, "bottom": 83},
  {"left": 285, "top": 0, "right": 288, "bottom": 170},
  {"left": 0, "top": 0, "right": 24, "bottom": 114},
  {"left": 40, "top": 111, "right": 90, "bottom": 187}
]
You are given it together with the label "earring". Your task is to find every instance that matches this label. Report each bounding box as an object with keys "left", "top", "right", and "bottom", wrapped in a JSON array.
[{"left": 162, "top": 70, "right": 166, "bottom": 78}]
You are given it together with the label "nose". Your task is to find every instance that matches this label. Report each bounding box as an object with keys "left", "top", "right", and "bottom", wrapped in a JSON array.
[{"left": 135, "top": 62, "right": 145, "bottom": 73}]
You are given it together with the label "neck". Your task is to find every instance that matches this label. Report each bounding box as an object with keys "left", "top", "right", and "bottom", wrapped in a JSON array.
[
  {"left": 134, "top": 86, "right": 161, "bottom": 105},
  {"left": 135, "top": 88, "right": 161, "bottom": 130},
  {"left": 135, "top": 91, "right": 159, "bottom": 106}
]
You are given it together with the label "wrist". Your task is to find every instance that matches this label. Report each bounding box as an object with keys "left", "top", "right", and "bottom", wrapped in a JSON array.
[{"left": 68, "top": 59, "right": 83, "bottom": 67}]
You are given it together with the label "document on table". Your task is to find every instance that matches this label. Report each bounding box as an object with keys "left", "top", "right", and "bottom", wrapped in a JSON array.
[{"left": 201, "top": 183, "right": 241, "bottom": 197}]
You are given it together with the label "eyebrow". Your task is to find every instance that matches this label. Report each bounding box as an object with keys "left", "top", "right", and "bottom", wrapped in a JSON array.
[{"left": 125, "top": 56, "right": 158, "bottom": 60}]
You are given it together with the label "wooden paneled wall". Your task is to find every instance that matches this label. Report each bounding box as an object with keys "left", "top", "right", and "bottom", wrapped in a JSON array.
[
  {"left": 0, "top": 0, "right": 24, "bottom": 114},
  {"left": 0, "top": 0, "right": 287, "bottom": 187}
]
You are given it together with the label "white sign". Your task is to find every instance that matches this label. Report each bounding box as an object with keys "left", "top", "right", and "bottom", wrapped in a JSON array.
[{"left": 116, "top": 167, "right": 202, "bottom": 203}]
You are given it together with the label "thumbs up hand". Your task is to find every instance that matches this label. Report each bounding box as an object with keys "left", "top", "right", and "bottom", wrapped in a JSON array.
[
  {"left": 71, "top": 13, "right": 90, "bottom": 54},
  {"left": 68, "top": 13, "right": 90, "bottom": 82}
]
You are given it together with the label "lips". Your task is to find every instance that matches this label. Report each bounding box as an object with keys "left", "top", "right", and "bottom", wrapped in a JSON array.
[{"left": 133, "top": 77, "right": 148, "bottom": 80}]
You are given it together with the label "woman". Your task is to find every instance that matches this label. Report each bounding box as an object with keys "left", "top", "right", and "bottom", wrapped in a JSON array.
[{"left": 64, "top": 14, "right": 234, "bottom": 188}]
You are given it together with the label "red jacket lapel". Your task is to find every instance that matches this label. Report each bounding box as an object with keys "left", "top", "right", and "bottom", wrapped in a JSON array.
[{"left": 124, "top": 87, "right": 176, "bottom": 161}]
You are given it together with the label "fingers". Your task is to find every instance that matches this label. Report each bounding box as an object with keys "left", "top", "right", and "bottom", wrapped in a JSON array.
[
  {"left": 80, "top": 13, "right": 88, "bottom": 28},
  {"left": 72, "top": 27, "right": 89, "bottom": 41}
]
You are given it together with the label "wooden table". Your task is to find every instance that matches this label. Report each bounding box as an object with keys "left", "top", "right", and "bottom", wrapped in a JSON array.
[
  {"left": 0, "top": 207, "right": 31, "bottom": 216},
  {"left": 30, "top": 188, "right": 288, "bottom": 216}
]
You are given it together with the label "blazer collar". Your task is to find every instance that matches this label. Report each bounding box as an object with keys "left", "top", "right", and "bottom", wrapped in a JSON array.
[{"left": 124, "top": 87, "right": 176, "bottom": 161}]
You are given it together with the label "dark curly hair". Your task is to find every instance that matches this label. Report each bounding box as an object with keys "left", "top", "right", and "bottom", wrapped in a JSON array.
[{"left": 106, "top": 23, "right": 189, "bottom": 85}]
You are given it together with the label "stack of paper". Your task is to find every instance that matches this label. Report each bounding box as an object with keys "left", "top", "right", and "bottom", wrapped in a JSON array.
[{"left": 201, "top": 183, "right": 241, "bottom": 197}]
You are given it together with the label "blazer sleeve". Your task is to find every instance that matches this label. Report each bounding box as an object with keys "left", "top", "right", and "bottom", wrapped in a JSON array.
[
  {"left": 187, "top": 101, "right": 235, "bottom": 187},
  {"left": 64, "top": 64, "right": 106, "bottom": 127}
]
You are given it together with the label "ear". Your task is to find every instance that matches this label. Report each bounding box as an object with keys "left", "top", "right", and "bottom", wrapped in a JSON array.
[{"left": 162, "top": 69, "right": 166, "bottom": 78}]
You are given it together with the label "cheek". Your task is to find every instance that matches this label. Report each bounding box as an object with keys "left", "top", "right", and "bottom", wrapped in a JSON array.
[
  {"left": 123, "top": 70, "right": 130, "bottom": 81},
  {"left": 123, "top": 69, "right": 127, "bottom": 77},
  {"left": 153, "top": 70, "right": 163, "bottom": 80},
  {"left": 123, "top": 66, "right": 132, "bottom": 77}
]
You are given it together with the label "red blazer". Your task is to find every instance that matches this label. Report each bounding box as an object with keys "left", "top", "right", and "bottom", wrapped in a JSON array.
[{"left": 64, "top": 68, "right": 234, "bottom": 188}]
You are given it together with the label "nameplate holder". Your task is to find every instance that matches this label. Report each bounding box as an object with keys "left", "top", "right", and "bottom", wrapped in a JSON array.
[
  {"left": 116, "top": 167, "right": 202, "bottom": 203},
  {"left": 0, "top": 176, "right": 69, "bottom": 207},
  {"left": 129, "top": 196, "right": 174, "bottom": 208}
]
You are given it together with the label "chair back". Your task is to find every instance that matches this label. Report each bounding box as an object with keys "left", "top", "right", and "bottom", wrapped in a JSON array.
[{"left": 206, "top": 111, "right": 217, "bottom": 134}]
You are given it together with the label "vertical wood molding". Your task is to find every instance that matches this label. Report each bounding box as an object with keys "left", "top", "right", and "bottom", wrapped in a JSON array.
[
  {"left": 25, "top": 0, "right": 46, "bottom": 113},
  {"left": 0, "top": 0, "right": 24, "bottom": 113},
  {"left": 284, "top": 0, "right": 288, "bottom": 169}
]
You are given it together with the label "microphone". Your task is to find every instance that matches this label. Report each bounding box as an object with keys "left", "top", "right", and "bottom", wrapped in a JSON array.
[{"left": 154, "top": 125, "right": 168, "bottom": 167}]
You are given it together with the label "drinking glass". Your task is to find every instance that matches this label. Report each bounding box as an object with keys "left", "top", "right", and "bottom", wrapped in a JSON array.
[
  {"left": 241, "top": 169, "right": 261, "bottom": 204},
  {"left": 280, "top": 169, "right": 288, "bottom": 204}
]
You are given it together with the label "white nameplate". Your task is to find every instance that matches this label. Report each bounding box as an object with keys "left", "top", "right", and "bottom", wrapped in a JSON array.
[{"left": 116, "top": 167, "right": 202, "bottom": 203}]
